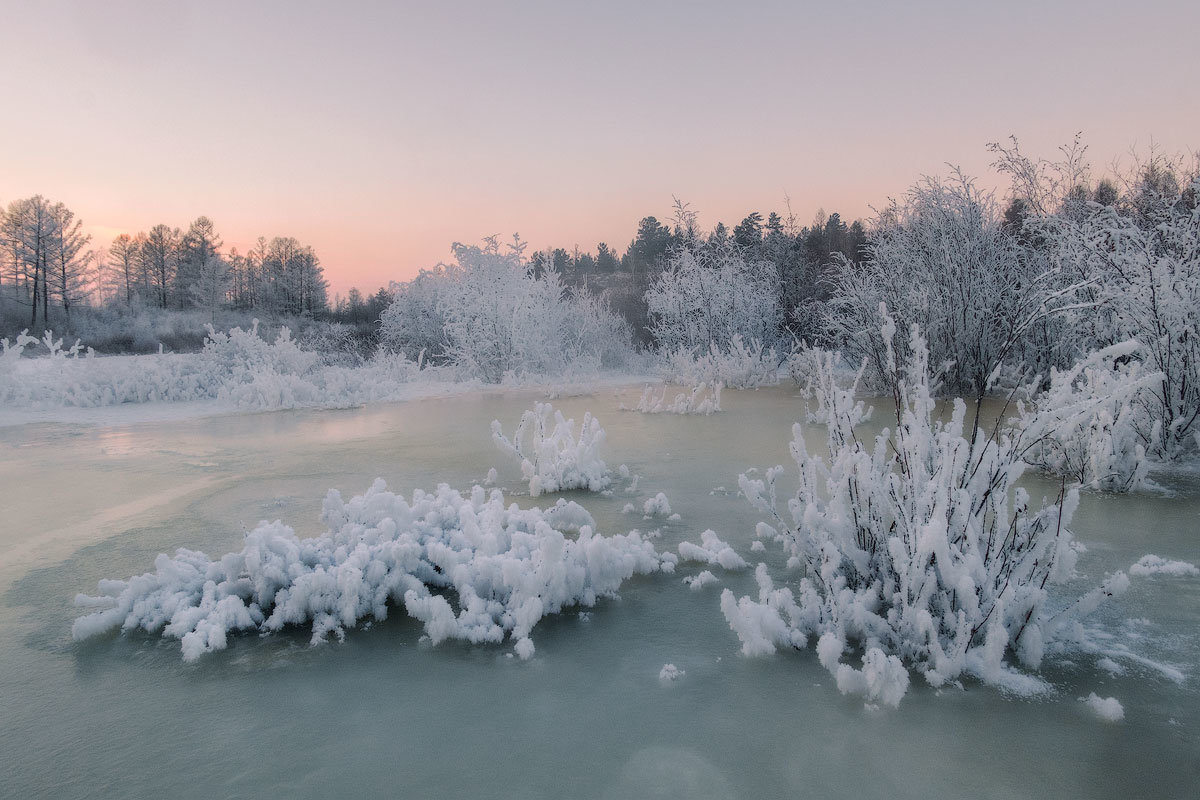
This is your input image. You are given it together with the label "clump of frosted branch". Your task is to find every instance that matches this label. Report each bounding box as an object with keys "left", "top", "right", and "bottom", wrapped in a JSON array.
[
  {"left": 661, "top": 335, "right": 781, "bottom": 389},
  {"left": 491, "top": 403, "right": 610, "bottom": 496},
  {"left": 73, "top": 480, "right": 669, "bottom": 661},
  {"left": 624, "top": 382, "right": 722, "bottom": 415},
  {"left": 726, "top": 308, "right": 1130, "bottom": 707},
  {"left": 1017, "top": 342, "right": 1163, "bottom": 491}
]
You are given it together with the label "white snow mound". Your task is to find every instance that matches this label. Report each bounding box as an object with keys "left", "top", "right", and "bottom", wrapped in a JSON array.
[
  {"left": 1129, "top": 554, "right": 1199, "bottom": 577},
  {"left": 1082, "top": 693, "right": 1125, "bottom": 722},
  {"left": 678, "top": 530, "right": 748, "bottom": 570}
]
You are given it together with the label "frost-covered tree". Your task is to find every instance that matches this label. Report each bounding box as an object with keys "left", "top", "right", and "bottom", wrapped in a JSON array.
[
  {"left": 47, "top": 203, "right": 92, "bottom": 317},
  {"left": 821, "top": 171, "right": 1086, "bottom": 408},
  {"left": 189, "top": 254, "right": 231, "bottom": 323},
  {"left": 645, "top": 238, "right": 782, "bottom": 354},
  {"left": 142, "top": 224, "right": 181, "bottom": 309},
  {"left": 176, "top": 217, "right": 223, "bottom": 309},
  {"left": 994, "top": 137, "right": 1200, "bottom": 460},
  {"left": 378, "top": 267, "right": 449, "bottom": 361},
  {"left": 107, "top": 234, "right": 140, "bottom": 307},
  {"left": 1047, "top": 177, "right": 1200, "bottom": 459},
  {"left": 382, "top": 236, "right": 632, "bottom": 381}
]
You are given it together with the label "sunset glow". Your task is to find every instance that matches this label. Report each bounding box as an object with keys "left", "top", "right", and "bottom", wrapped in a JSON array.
[{"left": 3, "top": 0, "right": 1197, "bottom": 296}]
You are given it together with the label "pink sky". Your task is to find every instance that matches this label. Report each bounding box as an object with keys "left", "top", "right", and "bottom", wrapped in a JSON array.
[{"left": 2, "top": 1, "right": 1197, "bottom": 298}]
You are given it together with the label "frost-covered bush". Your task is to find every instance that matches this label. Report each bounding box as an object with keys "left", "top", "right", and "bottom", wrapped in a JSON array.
[
  {"left": 1017, "top": 342, "right": 1163, "bottom": 491},
  {"left": 645, "top": 239, "right": 783, "bottom": 355},
  {"left": 625, "top": 381, "right": 722, "bottom": 415},
  {"left": 73, "top": 479, "right": 670, "bottom": 661},
  {"left": 661, "top": 335, "right": 780, "bottom": 389},
  {"left": 199, "top": 320, "right": 319, "bottom": 381},
  {"left": 1044, "top": 176, "right": 1200, "bottom": 460},
  {"left": 491, "top": 403, "right": 610, "bottom": 496},
  {"left": 382, "top": 237, "right": 634, "bottom": 382},
  {"left": 726, "top": 311, "right": 1130, "bottom": 707}
]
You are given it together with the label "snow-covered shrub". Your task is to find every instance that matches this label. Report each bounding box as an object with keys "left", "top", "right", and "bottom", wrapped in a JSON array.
[
  {"left": 726, "top": 310, "right": 1130, "bottom": 707},
  {"left": 661, "top": 335, "right": 780, "bottom": 389},
  {"left": 646, "top": 239, "right": 783, "bottom": 354},
  {"left": 73, "top": 479, "right": 670, "bottom": 661},
  {"left": 1017, "top": 342, "right": 1163, "bottom": 491},
  {"left": 1, "top": 330, "right": 39, "bottom": 372},
  {"left": 625, "top": 381, "right": 722, "bottom": 415},
  {"left": 491, "top": 403, "right": 610, "bottom": 496},
  {"left": 199, "top": 320, "right": 318, "bottom": 380},
  {"left": 295, "top": 321, "right": 369, "bottom": 367}
]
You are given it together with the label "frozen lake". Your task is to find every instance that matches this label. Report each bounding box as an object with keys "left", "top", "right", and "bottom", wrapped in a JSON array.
[{"left": 1, "top": 386, "right": 1197, "bottom": 799}]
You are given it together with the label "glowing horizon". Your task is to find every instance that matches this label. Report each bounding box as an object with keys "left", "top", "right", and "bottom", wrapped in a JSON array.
[{"left": 2, "top": 0, "right": 1196, "bottom": 298}]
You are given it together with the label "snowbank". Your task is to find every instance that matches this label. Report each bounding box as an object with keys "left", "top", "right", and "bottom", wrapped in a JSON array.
[{"left": 73, "top": 479, "right": 671, "bottom": 660}]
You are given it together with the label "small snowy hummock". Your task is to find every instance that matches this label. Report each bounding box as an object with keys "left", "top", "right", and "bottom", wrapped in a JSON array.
[
  {"left": 642, "top": 492, "right": 672, "bottom": 517},
  {"left": 491, "top": 403, "right": 610, "bottom": 496},
  {"left": 1082, "top": 693, "right": 1125, "bottom": 722},
  {"left": 1129, "top": 554, "right": 1199, "bottom": 577},
  {"left": 72, "top": 479, "right": 671, "bottom": 661},
  {"left": 678, "top": 530, "right": 748, "bottom": 570},
  {"left": 659, "top": 663, "right": 686, "bottom": 683},
  {"left": 683, "top": 571, "right": 718, "bottom": 591}
]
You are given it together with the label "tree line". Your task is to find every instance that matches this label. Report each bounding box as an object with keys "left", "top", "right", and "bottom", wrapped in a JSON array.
[{"left": 0, "top": 201, "right": 329, "bottom": 331}]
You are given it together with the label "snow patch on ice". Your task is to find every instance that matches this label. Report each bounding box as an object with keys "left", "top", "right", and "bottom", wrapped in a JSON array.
[
  {"left": 1082, "top": 693, "right": 1124, "bottom": 722},
  {"left": 1129, "top": 554, "right": 1199, "bottom": 577},
  {"left": 683, "top": 571, "right": 718, "bottom": 590},
  {"left": 678, "top": 530, "right": 748, "bottom": 570},
  {"left": 658, "top": 663, "right": 686, "bottom": 683}
]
